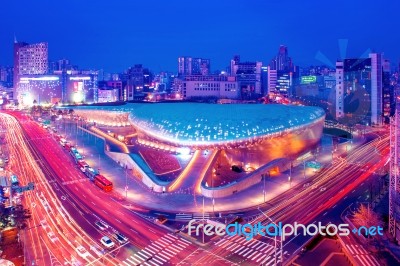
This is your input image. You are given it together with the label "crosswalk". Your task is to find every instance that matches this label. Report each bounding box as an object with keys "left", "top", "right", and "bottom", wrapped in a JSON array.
[
  {"left": 215, "top": 235, "right": 288, "bottom": 265},
  {"left": 175, "top": 213, "right": 193, "bottom": 221},
  {"left": 193, "top": 213, "right": 210, "bottom": 220},
  {"left": 120, "top": 233, "right": 191, "bottom": 266},
  {"left": 345, "top": 244, "right": 380, "bottom": 266}
]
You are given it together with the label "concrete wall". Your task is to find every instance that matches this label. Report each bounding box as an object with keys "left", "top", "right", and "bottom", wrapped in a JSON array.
[
  {"left": 104, "top": 150, "right": 166, "bottom": 192},
  {"left": 79, "top": 126, "right": 166, "bottom": 192},
  {"left": 200, "top": 158, "right": 290, "bottom": 198}
]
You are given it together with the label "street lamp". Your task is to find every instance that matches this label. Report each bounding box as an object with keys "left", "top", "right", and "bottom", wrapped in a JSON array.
[
  {"left": 262, "top": 173, "right": 266, "bottom": 203},
  {"left": 257, "top": 207, "right": 283, "bottom": 265}
]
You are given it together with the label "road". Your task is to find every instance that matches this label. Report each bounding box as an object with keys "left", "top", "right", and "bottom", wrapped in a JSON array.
[
  {"left": 4, "top": 110, "right": 390, "bottom": 265},
  {"left": 183, "top": 132, "right": 389, "bottom": 265},
  {"left": 6, "top": 111, "right": 237, "bottom": 265}
]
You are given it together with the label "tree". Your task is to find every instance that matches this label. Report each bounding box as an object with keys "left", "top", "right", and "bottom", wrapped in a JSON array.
[
  {"left": 352, "top": 204, "right": 381, "bottom": 229},
  {"left": 11, "top": 204, "right": 31, "bottom": 230}
]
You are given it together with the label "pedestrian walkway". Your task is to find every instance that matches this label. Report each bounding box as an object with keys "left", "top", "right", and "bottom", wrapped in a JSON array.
[
  {"left": 214, "top": 234, "right": 287, "bottom": 265},
  {"left": 120, "top": 233, "right": 190, "bottom": 266},
  {"left": 344, "top": 243, "right": 380, "bottom": 266}
]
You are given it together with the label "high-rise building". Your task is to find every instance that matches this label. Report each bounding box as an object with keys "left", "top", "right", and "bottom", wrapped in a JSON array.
[
  {"left": 269, "top": 45, "right": 294, "bottom": 72},
  {"left": 383, "top": 59, "right": 394, "bottom": 123},
  {"left": 14, "top": 41, "right": 49, "bottom": 105},
  {"left": 176, "top": 75, "right": 239, "bottom": 100},
  {"left": 267, "top": 66, "right": 277, "bottom": 94},
  {"left": 178, "top": 57, "right": 210, "bottom": 76},
  {"left": 230, "top": 56, "right": 262, "bottom": 98},
  {"left": 0, "top": 66, "right": 14, "bottom": 88},
  {"left": 335, "top": 53, "right": 383, "bottom": 125},
  {"left": 389, "top": 86, "right": 400, "bottom": 244}
]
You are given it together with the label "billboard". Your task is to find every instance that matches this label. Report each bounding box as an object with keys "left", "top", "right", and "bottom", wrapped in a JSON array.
[{"left": 301, "top": 76, "right": 317, "bottom": 84}]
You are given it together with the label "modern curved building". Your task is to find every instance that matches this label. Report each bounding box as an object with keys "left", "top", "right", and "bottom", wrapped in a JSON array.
[{"left": 70, "top": 103, "right": 325, "bottom": 195}]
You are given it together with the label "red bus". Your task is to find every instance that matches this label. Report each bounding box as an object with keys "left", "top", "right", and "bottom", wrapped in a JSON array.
[{"left": 93, "top": 175, "right": 113, "bottom": 192}]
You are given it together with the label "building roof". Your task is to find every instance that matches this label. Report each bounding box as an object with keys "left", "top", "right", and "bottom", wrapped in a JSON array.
[{"left": 73, "top": 103, "right": 325, "bottom": 146}]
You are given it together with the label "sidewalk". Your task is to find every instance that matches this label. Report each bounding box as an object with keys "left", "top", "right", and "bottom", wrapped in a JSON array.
[{"left": 55, "top": 120, "right": 365, "bottom": 213}]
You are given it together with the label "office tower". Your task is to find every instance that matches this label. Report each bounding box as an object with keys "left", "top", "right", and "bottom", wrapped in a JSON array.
[
  {"left": 390, "top": 86, "right": 400, "bottom": 244},
  {"left": 267, "top": 66, "right": 277, "bottom": 94},
  {"left": 335, "top": 53, "right": 383, "bottom": 125},
  {"left": 178, "top": 57, "right": 210, "bottom": 76},
  {"left": 13, "top": 41, "right": 50, "bottom": 105},
  {"left": 230, "top": 56, "right": 262, "bottom": 98},
  {"left": 382, "top": 59, "right": 394, "bottom": 123},
  {"left": 270, "top": 45, "right": 294, "bottom": 72}
]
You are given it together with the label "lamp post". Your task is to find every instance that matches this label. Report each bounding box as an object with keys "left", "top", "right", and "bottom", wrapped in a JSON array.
[
  {"left": 258, "top": 208, "right": 283, "bottom": 265},
  {"left": 262, "top": 173, "right": 266, "bottom": 203},
  {"left": 125, "top": 165, "right": 128, "bottom": 199}
]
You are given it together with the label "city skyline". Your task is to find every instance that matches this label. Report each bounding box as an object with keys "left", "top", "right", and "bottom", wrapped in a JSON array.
[{"left": 0, "top": 0, "right": 399, "bottom": 72}]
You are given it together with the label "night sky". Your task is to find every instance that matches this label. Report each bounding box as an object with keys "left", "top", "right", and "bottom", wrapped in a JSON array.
[{"left": 0, "top": 0, "right": 399, "bottom": 73}]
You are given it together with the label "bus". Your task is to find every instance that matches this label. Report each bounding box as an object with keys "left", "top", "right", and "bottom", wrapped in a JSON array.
[
  {"left": 93, "top": 175, "right": 113, "bottom": 192},
  {"left": 10, "top": 175, "right": 19, "bottom": 187}
]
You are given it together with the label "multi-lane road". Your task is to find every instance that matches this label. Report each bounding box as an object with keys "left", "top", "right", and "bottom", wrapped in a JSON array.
[
  {"left": 2, "top": 110, "right": 390, "bottom": 265},
  {"left": 4, "top": 112, "right": 233, "bottom": 266}
]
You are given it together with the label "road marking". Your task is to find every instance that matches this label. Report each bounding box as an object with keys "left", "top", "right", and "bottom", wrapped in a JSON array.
[
  {"left": 129, "top": 256, "right": 141, "bottom": 264},
  {"left": 352, "top": 190, "right": 356, "bottom": 193},
  {"left": 157, "top": 239, "right": 170, "bottom": 246},
  {"left": 148, "top": 229, "right": 156, "bottom": 234},
  {"left": 357, "top": 196, "right": 362, "bottom": 199},
  {"left": 157, "top": 253, "right": 169, "bottom": 260},
  {"left": 243, "top": 249, "right": 254, "bottom": 257},
  {"left": 252, "top": 252, "right": 264, "bottom": 261},
  {"left": 167, "top": 245, "right": 181, "bottom": 253},
  {"left": 91, "top": 201, "right": 96, "bottom": 205},
  {"left": 152, "top": 257, "right": 164, "bottom": 264},
  {"left": 179, "top": 238, "right": 191, "bottom": 244},
  {"left": 153, "top": 256, "right": 165, "bottom": 263},
  {"left": 234, "top": 246, "right": 245, "bottom": 253},
  {"left": 153, "top": 256, "right": 166, "bottom": 263},
  {"left": 115, "top": 218, "right": 121, "bottom": 223},
  {"left": 332, "top": 204, "right": 337, "bottom": 209},
  {"left": 141, "top": 249, "right": 152, "bottom": 257},
  {"left": 130, "top": 228, "right": 138, "bottom": 234},
  {"left": 134, "top": 253, "right": 147, "bottom": 260}
]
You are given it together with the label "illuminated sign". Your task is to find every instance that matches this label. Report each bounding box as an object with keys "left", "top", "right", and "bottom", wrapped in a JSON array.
[
  {"left": 301, "top": 76, "right": 317, "bottom": 84},
  {"left": 70, "top": 77, "right": 91, "bottom": 81},
  {"left": 20, "top": 76, "right": 59, "bottom": 81}
]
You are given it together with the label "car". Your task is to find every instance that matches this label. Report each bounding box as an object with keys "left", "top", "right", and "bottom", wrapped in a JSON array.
[
  {"left": 47, "top": 232, "right": 59, "bottom": 243},
  {"left": 94, "top": 221, "right": 107, "bottom": 231},
  {"left": 100, "top": 236, "right": 115, "bottom": 249},
  {"left": 75, "top": 245, "right": 90, "bottom": 259},
  {"left": 114, "top": 233, "right": 128, "bottom": 244}
]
